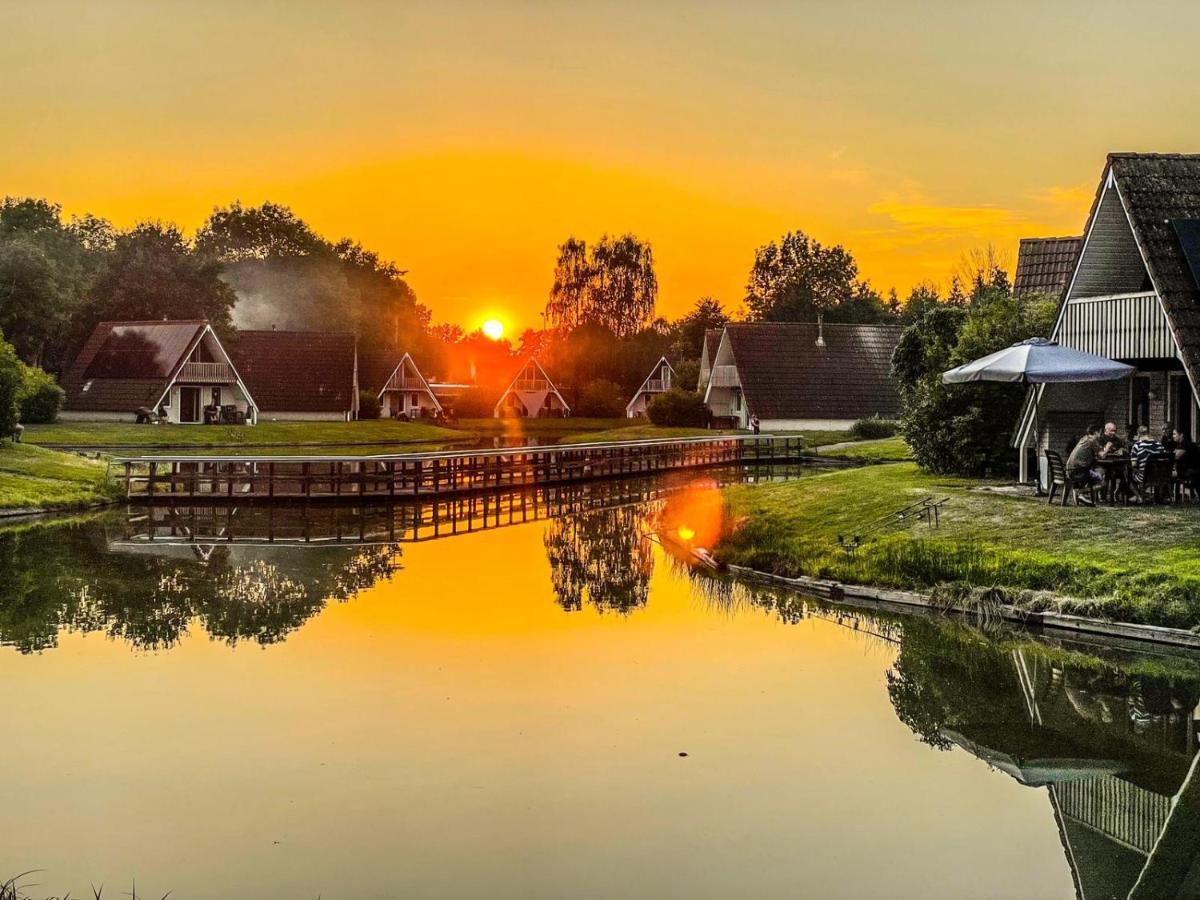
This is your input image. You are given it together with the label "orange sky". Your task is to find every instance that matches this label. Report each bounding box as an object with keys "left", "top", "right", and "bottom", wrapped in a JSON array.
[{"left": 4, "top": 1, "right": 1199, "bottom": 330}]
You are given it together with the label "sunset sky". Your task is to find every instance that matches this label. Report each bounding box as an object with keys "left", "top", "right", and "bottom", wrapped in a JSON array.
[{"left": 5, "top": 1, "right": 1199, "bottom": 330}]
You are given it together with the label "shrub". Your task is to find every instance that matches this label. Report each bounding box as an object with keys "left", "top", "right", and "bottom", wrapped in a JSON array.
[
  {"left": 647, "top": 388, "right": 707, "bottom": 427},
  {"left": 452, "top": 386, "right": 495, "bottom": 418},
  {"left": 850, "top": 416, "right": 899, "bottom": 440},
  {"left": 357, "top": 389, "right": 381, "bottom": 420},
  {"left": 576, "top": 379, "right": 626, "bottom": 417},
  {"left": 0, "top": 334, "right": 21, "bottom": 437},
  {"left": 674, "top": 359, "right": 700, "bottom": 392},
  {"left": 17, "top": 364, "right": 65, "bottom": 423}
]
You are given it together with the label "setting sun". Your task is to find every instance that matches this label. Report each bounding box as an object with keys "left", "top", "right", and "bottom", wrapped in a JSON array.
[{"left": 482, "top": 318, "right": 505, "bottom": 341}]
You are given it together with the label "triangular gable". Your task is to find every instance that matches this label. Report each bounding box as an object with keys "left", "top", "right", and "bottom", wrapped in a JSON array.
[
  {"left": 153, "top": 324, "right": 259, "bottom": 415},
  {"left": 625, "top": 357, "right": 676, "bottom": 415},
  {"left": 1018, "top": 156, "right": 1200, "bottom": 449},
  {"left": 376, "top": 352, "right": 442, "bottom": 413},
  {"left": 494, "top": 358, "right": 570, "bottom": 415}
]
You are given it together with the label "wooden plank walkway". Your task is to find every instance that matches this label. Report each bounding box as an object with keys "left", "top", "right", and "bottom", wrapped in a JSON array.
[{"left": 113, "top": 434, "right": 807, "bottom": 502}]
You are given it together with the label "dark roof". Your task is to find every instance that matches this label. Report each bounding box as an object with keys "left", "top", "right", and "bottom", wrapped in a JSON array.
[
  {"left": 357, "top": 345, "right": 405, "bottom": 395},
  {"left": 1014, "top": 236, "right": 1082, "bottom": 296},
  {"left": 702, "top": 328, "right": 722, "bottom": 363},
  {"left": 724, "top": 322, "right": 902, "bottom": 421},
  {"left": 61, "top": 320, "right": 207, "bottom": 412},
  {"left": 229, "top": 331, "right": 357, "bottom": 413},
  {"left": 1098, "top": 154, "right": 1200, "bottom": 394}
]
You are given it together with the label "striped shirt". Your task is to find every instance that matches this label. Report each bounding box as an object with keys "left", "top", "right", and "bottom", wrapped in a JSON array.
[{"left": 1131, "top": 438, "right": 1165, "bottom": 481}]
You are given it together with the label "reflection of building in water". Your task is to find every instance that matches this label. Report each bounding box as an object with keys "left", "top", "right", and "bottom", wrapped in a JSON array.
[{"left": 928, "top": 642, "right": 1200, "bottom": 900}]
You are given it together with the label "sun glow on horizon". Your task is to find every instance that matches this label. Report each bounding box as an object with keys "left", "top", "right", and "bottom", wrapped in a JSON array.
[{"left": 482, "top": 318, "right": 505, "bottom": 341}]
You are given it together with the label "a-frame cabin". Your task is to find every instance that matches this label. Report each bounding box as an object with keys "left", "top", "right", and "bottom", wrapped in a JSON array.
[
  {"left": 359, "top": 348, "right": 443, "bottom": 419},
  {"left": 494, "top": 358, "right": 570, "bottom": 418},
  {"left": 625, "top": 357, "right": 675, "bottom": 418},
  {"left": 1015, "top": 153, "right": 1200, "bottom": 484}
]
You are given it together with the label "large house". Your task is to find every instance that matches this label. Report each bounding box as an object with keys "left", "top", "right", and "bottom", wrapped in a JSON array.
[
  {"left": 703, "top": 322, "right": 902, "bottom": 430},
  {"left": 230, "top": 330, "right": 359, "bottom": 421},
  {"left": 625, "top": 357, "right": 675, "bottom": 418},
  {"left": 1014, "top": 153, "right": 1200, "bottom": 484},
  {"left": 61, "top": 320, "right": 258, "bottom": 424},
  {"left": 358, "top": 347, "right": 442, "bottom": 419},
  {"left": 494, "top": 359, "right": 570, "bottom": 418},
  {"left": 1013, "top": 236, "right": 1082, "bottom": 296}
]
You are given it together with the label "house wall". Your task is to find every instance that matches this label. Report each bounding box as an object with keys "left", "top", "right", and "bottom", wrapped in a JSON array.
[
  {"left": 706, "top": 385, "right": 746, "bottom": 427},
  {"left": 161, "top": 383, "right": 254, "bottom": 424},
  {"left": 257, "top": 410, "right": 352, "bottom": 422},
  {"left": 381, "top": 389, "right": 440, "bottom": 418},
  {"left": 60, "top": 410, "right": 133, "bottom": 422},
  {"left": 495, "top": 389, "right": 568, "bottom": 418},
  {"left": 761, "top": 418, "right": 856, "bottom": 432}
]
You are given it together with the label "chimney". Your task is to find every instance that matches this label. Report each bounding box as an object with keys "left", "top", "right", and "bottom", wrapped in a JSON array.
[{"left": 815, "top": 313, "right": 826, "bottom": 348}]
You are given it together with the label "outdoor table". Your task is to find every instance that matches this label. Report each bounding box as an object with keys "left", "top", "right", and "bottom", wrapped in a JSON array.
[{"left": 1095, "top": 455, "right": 1131, "bottom": 504}]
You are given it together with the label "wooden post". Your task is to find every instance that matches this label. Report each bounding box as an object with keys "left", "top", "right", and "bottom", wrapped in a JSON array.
[{"left": 148, "top": 461, "right": 158, "bottom": 498}]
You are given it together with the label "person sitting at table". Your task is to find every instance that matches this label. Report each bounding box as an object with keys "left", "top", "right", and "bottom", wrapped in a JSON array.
[
  {"left": 1174, "top": 428, "right": 1200, "bottom": 488},
  {"left": 1160, "top": 422, "right": 1177, "bottom": 455},
  {"left": 1100, "top": 422, "right": 1124, "bottom": 456},
  {"left": 1066, "top": 426, "right": 1104, "bottom": 504},
  {"left": 1131, "top": 425, "right": 1166, "bottom": 486}
]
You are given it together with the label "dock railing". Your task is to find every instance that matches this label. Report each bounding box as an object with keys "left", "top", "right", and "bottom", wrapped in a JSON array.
[{"left": 113, "top": 434, "right": 808, "bottom": 502}]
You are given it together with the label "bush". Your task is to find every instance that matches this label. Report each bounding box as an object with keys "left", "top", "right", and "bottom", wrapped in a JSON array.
[
  {"left": 674, "top": 359, "right": 700, "bottom": 392},
  {"left": 0, "top": 333, "right": 21, "bottom": 437},
  {"left": 17, "top": 364, "right": 64, "bottom": 423},
  {"left": 647, "top": 388, "right": 707, "bottom": 427},
  {"left": 576, "top": 379, "right": 625, "bottom": 417},
  {"left": 893, "top": 291, "right": 1057, "bottom": 477},
  {"left": 850, "top": 416, "right": 899, "bottom": 440},
  {"left": 452, "top": 386, "right": 495, "bottom": 418},
  {"left": 357, "top": 389, "right": 381, "bottom": 420}
]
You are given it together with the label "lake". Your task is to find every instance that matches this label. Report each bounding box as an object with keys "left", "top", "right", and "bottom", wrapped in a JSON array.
[{"left": 1, "top": 467, "right": 1198, "bottom": 899}]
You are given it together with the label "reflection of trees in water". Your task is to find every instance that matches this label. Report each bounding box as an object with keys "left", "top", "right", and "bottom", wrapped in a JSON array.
[
  {"left": 0, "top": 522, "right": 401, "bottom": 652},
  {"left": 543, "top": 505, "right": 654, "bottom": 614}
]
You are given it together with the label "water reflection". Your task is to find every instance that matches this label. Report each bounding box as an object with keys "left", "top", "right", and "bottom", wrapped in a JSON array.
[
  {"left": 0, "top": 465, "right": 801, "bottom": 653},
  {"left": 718, "top": 580, "right": 1200, "bottom": 900}
]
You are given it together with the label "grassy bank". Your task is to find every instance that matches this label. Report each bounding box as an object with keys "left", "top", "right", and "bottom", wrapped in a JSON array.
[
  {"left": 23, "top": 419, "right": 466, "bottom": 450},
  {"left": 0, "top": 443, "right": 119, "bottom": 512},
  {"left": 559, "top": 424, "right": 741, "bottom": 444},
  {"left": 716, "top": 461, "right": 1200, "bottom": 629},
  {"left": 817, "top": 435, "right": 912, "bottom": 461}
]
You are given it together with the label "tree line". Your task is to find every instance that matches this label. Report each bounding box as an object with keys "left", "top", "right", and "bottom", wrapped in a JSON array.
[{"left": 0, "top": 191, "right": 1045, "bottom": 429}]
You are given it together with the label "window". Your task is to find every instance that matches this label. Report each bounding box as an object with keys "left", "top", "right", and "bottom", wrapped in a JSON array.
[{"left": 82, "top": 379, "right": 93, "bottom": 393}]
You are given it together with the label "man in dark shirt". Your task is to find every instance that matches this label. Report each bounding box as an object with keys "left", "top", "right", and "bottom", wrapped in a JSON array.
[{"left": 1066, "top": 426, "right": 1103, "bottom": 504}]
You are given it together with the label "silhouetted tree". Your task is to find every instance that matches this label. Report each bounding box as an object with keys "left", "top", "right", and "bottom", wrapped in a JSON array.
[{"left": 546, "top": 234, "right": 657, "bottom": 338}]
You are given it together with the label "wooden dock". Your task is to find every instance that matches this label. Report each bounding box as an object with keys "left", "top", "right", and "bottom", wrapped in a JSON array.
[{"left": 113, "top": 434, "right": 807, "bottom": 502}]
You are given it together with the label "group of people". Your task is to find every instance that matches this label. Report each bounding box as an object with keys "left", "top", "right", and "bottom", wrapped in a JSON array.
[{"left": 1065, "top": 421, "right": 1200, "bottom": 504}]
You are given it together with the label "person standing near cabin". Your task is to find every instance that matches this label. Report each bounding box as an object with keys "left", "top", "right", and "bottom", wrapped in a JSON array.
[{"left": 750, "top": 414, "right": 760, "bottom": 435}]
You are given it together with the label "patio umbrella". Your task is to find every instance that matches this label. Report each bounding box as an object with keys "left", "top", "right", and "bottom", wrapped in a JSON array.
[
  {"left": 941, "top": 337, "right": 1135, "bottom": 385},
  {"left": 942, "top": 337, "right": 1135, "bottom": 489}
]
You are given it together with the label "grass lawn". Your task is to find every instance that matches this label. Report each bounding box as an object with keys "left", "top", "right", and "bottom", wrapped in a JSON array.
[
  {"left": 559, "top": 424, "right": 744, "bottom": 444},
  {"left": 717, "top": 461, "right": 1200, "bottom": 629},
  {"left": 817, "top": 435, "right": 913, "bottom": 461},
  {"left": 0, "top": 443, "right": 119, "bottom": 512},
  {"left": 23, "top": 419, "right": 465, "bottom": 450}
]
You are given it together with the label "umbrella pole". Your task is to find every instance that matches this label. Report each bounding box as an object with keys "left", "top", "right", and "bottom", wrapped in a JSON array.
[{"left": 1030, "top": 380, "right": 1045, "bottom": 496}]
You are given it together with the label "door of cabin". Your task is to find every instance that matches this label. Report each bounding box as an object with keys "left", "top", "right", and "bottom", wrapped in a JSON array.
[{"left": 179, "top": 386, "right": 202, "bottom": 424}]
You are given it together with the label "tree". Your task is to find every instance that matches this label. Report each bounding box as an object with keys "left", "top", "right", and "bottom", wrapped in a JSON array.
[
  {"left": 745, "top": 229, "right": 892, "bottom": 324},
  {"left": 576, "top": 379, "right": 625, "bottom": 417},
  {"left": 79, "top": 223, "right": 237, "bottom": 345},
  {"left": 894, "top": 277, "right": 1057, "bottom": 476},
  {"left": 194, "top": 201, "right": 326, "bottom": 260},
  {"left": 545, "top": 234, "right": 657, "bottom": 338},
  {"left": 670, "top": 297, "right": 729, "bottom": 359},
  {"left": 0, "top": 331, "right": 23, "bottom": 437},
  {"left": 0, "top": 198, "right": 102, "bottom": 371}
]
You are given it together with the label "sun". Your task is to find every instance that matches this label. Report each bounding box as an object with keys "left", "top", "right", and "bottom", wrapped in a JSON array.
[{"left": 482, "top": 318, "right": 505, "bottom": 340}]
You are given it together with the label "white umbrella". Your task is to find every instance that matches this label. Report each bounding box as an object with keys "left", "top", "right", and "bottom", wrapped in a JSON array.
[{"left": 942, "top": 337, "right": 1135, "bottom": 385}]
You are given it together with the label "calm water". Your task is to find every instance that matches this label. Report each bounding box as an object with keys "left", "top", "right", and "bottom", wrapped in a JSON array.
[{"left": 2, "top": 468, "right": 1199, "bottom": 899}]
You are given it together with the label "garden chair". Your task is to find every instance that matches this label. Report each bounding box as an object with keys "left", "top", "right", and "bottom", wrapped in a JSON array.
[
  {"left": 1045, "top": 451, "right": 1070, "bottom": 505},
  {"left": 1133, "top": 455, "right": 1175, "bottom": 504}
]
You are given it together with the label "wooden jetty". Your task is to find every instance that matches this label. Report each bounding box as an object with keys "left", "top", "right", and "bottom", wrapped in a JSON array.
[
  {"left": 110, "top": 462, "right": 807, "bottom": 549},
  {"left": 113, "top": 434, "right": 807, "bottom": 502}
]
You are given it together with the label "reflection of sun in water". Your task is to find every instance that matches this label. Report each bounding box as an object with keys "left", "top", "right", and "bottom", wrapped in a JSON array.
[{"left": 482, "top": 319, "right": 505, "bottom": 340}]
